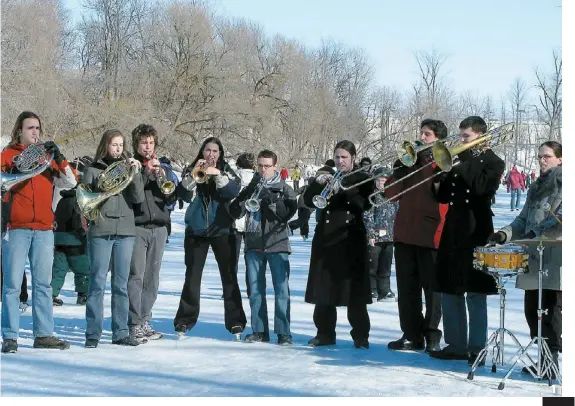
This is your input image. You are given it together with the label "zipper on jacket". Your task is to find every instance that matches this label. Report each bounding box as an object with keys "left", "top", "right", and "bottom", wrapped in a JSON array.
[{"left": 31, "top": 177, "right": 37, "bottom": 225}]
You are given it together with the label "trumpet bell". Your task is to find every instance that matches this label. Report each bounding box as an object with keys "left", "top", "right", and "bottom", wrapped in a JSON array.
[
  {"left": 192, "top": 167, "right": 207, "bottom": 183},
  {"left": 160, "top": 180, "right": 176, "bottom": 195},
  {"left": 76, "top": 184, "right": 102, "bottom": 221},
  {"left": 312, "top": 195, "right": 327, "bottom": 209},
  {"left": 245, "top": 199, "right": 261, "bottom": 213}
]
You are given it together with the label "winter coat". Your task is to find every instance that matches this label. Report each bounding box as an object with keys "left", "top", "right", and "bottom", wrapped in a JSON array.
[
  {"left": 54, "top": 188, "right": 88, "bottom": 247},
  {"left": 133, "top": 153, "right": 178, "bottom": 228},
  {"left": 178, "top": 162, "right": 241, "bottom": 237},
  {"left": 1, "top": 143, "right": 77, "bottom": 231},
  {"left": 232, "top": 168, "right": 256, "bottom": 233},
  {"left": 280, "top": 168, "right": 289, "bottom": 180},
  {"left": 499, "top": 166, "right": 561, "bottom": 291},
  {"left": 292, "top": 168, "right": 301, "bottom": 181},
  {"left": 303, "top": 166, "right": 374, "bottom": 306},
  {"left": 433, "top": 148, "right": 505, "bottom": 295},
  {"left": 230, "top": 172, "right": 297, "bottom": 253},
  {"left": 506, "top": 168, "right": 525, "bottom": 191},
  {"left": 363, "top": 195, "right": 398, "bottom": 244},
  {"left": 82, "top": 158, "right": 145, "bottom": 238},
  {"left": 384, "top": 154, "right": 448, "bottom": 249}
]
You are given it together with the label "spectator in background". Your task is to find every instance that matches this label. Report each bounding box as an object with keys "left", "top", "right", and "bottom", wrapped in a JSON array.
[
  {"left": 507, "top": 165, "right": 525, "bottom": 211},
  {"left": 280, "top": 167, "right": 289, "bottom": 180},
  {"left": 292, "top": 165, "right": 301, "bottom": 192}
]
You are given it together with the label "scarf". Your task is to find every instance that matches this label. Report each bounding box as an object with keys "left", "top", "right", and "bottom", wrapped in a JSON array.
[
  {"left": 245, "top": 171, "right": 282, "bottom": 233},
  {"left": 530, "top": 165, "right": 561, "bottom": 202}
]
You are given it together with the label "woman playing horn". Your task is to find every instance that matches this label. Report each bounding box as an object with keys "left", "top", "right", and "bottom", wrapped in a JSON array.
[
  {"left": 1, "top": 111, "right": 77, "bottom": 354},
  {"left": 82, "top": 129, "right": 145, "bottom": 348}
]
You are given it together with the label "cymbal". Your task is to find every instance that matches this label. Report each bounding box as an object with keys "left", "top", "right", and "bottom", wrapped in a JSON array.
[{"left": 513, "top": 238, "right": 562, "bottom": 247}]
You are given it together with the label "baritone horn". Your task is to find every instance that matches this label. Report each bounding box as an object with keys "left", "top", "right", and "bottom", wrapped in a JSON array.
[
  {"left": 76, "top": 158, "right": 139, "bottom": 221},
  {"left": 1, "top": 143, "right": 54, "bottom": 192},
  {"left": 368, "top": 122, "right": 516, "bottom": 207}
]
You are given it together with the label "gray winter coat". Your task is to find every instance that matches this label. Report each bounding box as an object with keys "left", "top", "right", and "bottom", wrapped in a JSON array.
[
  {"left": 82, "top": 159, "right": 145, "bottom": 238},
  {"left": 499, "top": 166, "right": 561, "bottom": 291},
  {"left": 363, "top": 194, "right": 398, "bottom": 243},
  {"left": 230, "top": 173, "right": 297, "bottom": 253}
]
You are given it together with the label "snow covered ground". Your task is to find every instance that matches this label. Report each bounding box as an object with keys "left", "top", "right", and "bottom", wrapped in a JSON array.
[{"left": 0, "top": 187, "right": 563, "bottom": 397}]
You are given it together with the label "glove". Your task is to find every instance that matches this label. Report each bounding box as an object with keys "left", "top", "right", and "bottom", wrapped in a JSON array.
[
  {"left": 487, "top": 231, "right": 506, "bottom": 244},
  {"left": 457, "top": 148, "right": 474, "bottom": 163},
  {"left": 315, "top": 174, "right": 333, "bottom": 185},
  {"left": 258, "top": 186, "right": 274, "bottom": 206},
  {"left": 521, "top": 230, "right": 536, "bottom": 240},
  {"left": 44, "top": 141, "right": 64, "bottom": 165}
]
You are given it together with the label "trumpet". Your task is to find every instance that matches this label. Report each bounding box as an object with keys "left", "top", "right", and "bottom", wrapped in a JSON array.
[
  {"left": 368, "top": 123, "right": 515, "bottom": 207},
  {"left": 148, "top": 154, "right": 176, "bottom": 195},
  {"left": 312, "top": 171, "right": 343, "bottom": 209},
  {"left": 192, "top": 162, "right": 211, "bottom": 184},
  {"left": 1, "top": 143, "right": 54, "bottom": 192},
  {"left": 245, "top": 178, "right": 266, "bottom": 213}
]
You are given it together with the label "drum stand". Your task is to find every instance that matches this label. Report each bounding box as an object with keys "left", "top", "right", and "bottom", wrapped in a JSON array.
[
  {"left": 467, "top": 272, "right": 525, "bottom": 381},
  {"left": 497, "top": 242, "right": 561, "bottom": 391}
]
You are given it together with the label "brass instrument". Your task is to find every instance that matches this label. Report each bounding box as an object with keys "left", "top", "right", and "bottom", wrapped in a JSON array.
[
  {"left": 192, "top": 163, "right": 209, "bottom": 184},
  {"left": 157, "top": 169, "right": 176, "bottom": 195},
  {"left": 245, "top": 178, "right": 266, "bottom": 213},
  {"left": 368, "top": 123, "right": 515, "bottom": 207},
  {"left": 1, "top": 143, "right": 54, "bottom": 192},
  {"left": 312, "top": 171, "right": 343, "bottom": 209},
  {"left": 76, "top": 158, "right": 139, "bottom": 221}
]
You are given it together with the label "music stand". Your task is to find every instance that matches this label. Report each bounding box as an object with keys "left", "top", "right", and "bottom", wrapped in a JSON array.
[{"left": 497, "top": 239, "right": 562, "bottom": 392}]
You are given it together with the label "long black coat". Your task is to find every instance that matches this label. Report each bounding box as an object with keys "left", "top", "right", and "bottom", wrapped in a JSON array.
[
  {"left": 303, "top": 168, "right": 374, "bottom": 306},
  {"left": 433, "top": 149, "right": 505, "bottom": 295}
]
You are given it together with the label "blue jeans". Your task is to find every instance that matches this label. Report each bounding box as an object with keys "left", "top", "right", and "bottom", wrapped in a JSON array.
[
  {"left": 1, "top": 229, "right": 54, "bottom": 340},
  {"left": 245, "top": 251, "right": 291, "bottom": 335},
  {"left": 441, "top": 292, "right": 487, "bottom": 354},
  {"left": 86, "top": 235, "right": 135, "bottom": 341},
  {"left": 510, "top": 189, "right": 521, "bottom": 210}
]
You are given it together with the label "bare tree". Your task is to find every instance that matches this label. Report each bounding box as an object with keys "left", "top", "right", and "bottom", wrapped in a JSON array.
[
  {"left": 534, "top": 50, "right": 562, "bottom": 142},
  {"left": 507, "top": 77, "right": 529, "bottom": 165}
]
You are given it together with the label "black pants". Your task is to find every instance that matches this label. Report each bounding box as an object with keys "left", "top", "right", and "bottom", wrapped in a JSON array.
[
  {"left": 524, "top": 289, "right": 562, "bottom": 352},
  {"left": 394, "top": 242, "right": 442, "bottom": 341},
  {"left": 293, "top": 180, "right": 299, "bottom": 192},
  {"left": 0, "top": 267, "right": 28, "bottom": 303},
  {"left": 288, "top": 208, "right": 311, "bottom": 238},
  {"left": 174, "top": 233, "right": 247, "bottom": 332},
  {"left": 368, "top": 242, "right": 393, "bottom": 296},
  {"left": 313, "top": 298, "right": 370, "bottom": 341}
]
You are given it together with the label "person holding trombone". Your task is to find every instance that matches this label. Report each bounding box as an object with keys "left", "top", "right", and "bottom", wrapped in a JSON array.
[{"left": 303, "top": 140, "right": 374, "bottom": 349}]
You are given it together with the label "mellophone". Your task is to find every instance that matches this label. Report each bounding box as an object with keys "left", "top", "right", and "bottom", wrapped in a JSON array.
[{"left": 470, "top": 237, "right": 562, "bottom": 393}]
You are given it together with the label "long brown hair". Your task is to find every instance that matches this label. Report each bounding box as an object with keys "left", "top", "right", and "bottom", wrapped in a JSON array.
[
  {"left": 9, "top": 111, "right": 43, "bottom": 146},
  {"left": 92, "top": 129, "right": 128, "bottom": 163}
]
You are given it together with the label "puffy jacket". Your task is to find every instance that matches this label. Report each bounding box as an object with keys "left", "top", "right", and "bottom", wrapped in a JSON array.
[
  {"left": 82, "top": 158, "right": 145, "bottom": 237},
  {"left": 54, "top": 188, "right": 87, "bottom": 247},
  {"left": 230, "top": 173, "right": 297, "bottom": 253},
  {"left": 1, "top": 143, "right": 77, "bottom": 231},
  {"left": 179, "top": 162, "right": 241, "bottom": 237},
  {"left": 363, "top": 196, "right": 398, "bottom": 243},
  {"left": 506, "top": 168, "right": 525, "bottom": 191}
]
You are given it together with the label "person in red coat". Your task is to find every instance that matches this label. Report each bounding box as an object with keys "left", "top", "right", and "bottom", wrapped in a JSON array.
[
  {"left": 280, "top": 167, "right": 289, "bottom": 180},
  {"left": 507, "top": 165, "right": 525, "bottom": 211}
]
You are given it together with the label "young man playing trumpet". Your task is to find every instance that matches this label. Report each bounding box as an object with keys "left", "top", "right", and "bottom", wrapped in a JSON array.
[
  {"left": 127, "top": 124, "right": 178, "bottom": 342},
  {"left": 230, "top": 150, "right": 297, "bottom": 345}
]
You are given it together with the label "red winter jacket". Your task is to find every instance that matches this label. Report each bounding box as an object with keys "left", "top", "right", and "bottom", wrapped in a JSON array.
[
  {"left": 1, "top": 143, "right": 77, "bottom": 231},
  {"left": 506, "top": 168, "right": 525, "bottom": 191}
]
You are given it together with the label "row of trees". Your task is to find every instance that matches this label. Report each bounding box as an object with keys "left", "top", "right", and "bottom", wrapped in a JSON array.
[{"left": 1, "top": 0, "right": 562, "bottom": 171}]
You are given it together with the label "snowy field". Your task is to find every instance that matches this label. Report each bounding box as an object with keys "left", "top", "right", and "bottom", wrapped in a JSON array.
[{"left": 0, "top": 187, "right": 563, "bottom": 397}]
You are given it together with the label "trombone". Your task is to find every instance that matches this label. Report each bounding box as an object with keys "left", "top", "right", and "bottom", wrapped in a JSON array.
[
  {"left": 339, "top": 134, "right": 460, "bottom": 191},
  {"left": 368, "top": 123, "right": 515, "bottom": 207},
  {"left": 312, "top": 171, "right": 343, "bottom": 209}
]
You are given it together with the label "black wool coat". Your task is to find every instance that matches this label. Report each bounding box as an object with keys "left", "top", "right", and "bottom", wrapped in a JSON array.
[
  {"left": 303, "top": 167, "right": 374, "bottom": 306},
  {"left": 433, "top": 149, "right": 505, "bottom": 295}
]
